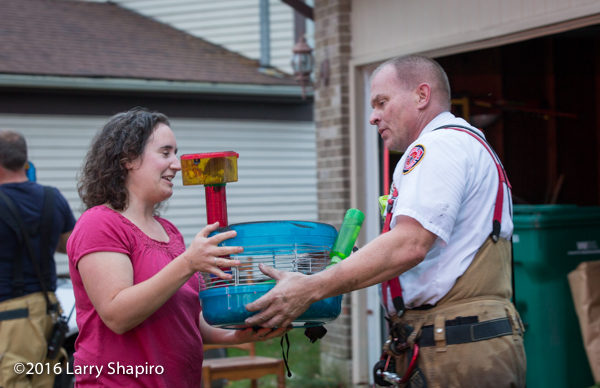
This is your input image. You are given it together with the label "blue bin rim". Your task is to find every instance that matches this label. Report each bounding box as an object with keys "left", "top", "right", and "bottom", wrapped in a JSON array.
[
  {"left": 211, "top": 221, "right": 337, "bottom": 241},
  {"left": 215, "top": 220, "right": 336, "bottom": 230}
]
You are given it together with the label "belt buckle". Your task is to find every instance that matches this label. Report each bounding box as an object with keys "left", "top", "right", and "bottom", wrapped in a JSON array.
[
  {"left": 388, "top": 322, "right": 413, "bottom": 355},
  {"left": 469, "top": 323, "right": 477, "bottom": 342}
]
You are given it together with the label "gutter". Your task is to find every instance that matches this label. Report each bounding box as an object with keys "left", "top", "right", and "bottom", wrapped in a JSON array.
[{"left": 0, "top": 74, "right": 312, "bottom": 98}]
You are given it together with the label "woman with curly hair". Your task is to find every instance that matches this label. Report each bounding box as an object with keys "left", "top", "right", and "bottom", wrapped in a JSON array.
[{"left": 67, "top": 107, "right": 286, "bottom": 387}]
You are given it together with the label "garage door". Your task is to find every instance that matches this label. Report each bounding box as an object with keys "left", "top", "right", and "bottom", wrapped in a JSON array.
[{"left": 0, "top": 114, "right": 318, "bottom": 274}]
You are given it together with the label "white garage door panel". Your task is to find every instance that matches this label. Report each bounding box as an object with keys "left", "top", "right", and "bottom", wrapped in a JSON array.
[{"left": 0, "top": 114, "right": 317, "bottom": 275}]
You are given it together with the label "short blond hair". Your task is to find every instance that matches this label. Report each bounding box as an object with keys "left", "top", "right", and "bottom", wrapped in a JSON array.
[{"left": 374, "top": 55, "right": 451, "bottom": 110}]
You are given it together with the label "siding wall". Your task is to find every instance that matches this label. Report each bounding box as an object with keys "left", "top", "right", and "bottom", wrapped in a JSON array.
[{"left": 103, "top": 0, "right": 301, "bottom": 74}]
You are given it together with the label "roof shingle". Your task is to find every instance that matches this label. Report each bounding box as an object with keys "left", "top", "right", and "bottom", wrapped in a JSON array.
[{"left": 0, "top": 0, "right": 297, "bottom": 86}]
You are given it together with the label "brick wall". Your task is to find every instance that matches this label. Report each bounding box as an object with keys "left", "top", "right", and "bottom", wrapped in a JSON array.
[{"left": 313, "top": 0, "right": 353, "bottom": 385}]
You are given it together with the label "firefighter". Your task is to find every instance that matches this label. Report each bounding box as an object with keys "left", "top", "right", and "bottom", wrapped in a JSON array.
[
  {"left": 0, "top": 130, "right": 77, "bottom": 387},
  {"left": 245, "top": 55, "right": 526, "bottom": 387}
]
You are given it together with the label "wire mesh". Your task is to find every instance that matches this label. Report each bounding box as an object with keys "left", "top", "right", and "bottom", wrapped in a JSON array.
[{"left": 204, "top": 243, "right": 332, "bottom": 288}]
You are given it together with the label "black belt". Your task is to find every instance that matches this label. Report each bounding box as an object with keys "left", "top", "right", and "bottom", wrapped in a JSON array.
[
  {"left": 0, "top": 307, "right": 28, "bottom": 321},
  {"left": 410, "top": 304, "right": 435, "bottom": 311},
  {"left": 418, "top": 317, "right": 513, "bottom": 347}
]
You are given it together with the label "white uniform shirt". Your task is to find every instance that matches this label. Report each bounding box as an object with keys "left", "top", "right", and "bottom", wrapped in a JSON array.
[{"left": 387, "top": 111, "right": 513, "bottom": 309}]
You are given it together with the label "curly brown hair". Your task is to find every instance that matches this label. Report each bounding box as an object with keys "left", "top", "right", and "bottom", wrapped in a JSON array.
[{"left": 78, "top": 107, "right": 170, "bottom": 211}]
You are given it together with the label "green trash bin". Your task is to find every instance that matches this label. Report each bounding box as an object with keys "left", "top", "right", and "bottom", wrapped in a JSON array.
[{"left": 513, "top": 204, "right": 598, "bottom": 388}]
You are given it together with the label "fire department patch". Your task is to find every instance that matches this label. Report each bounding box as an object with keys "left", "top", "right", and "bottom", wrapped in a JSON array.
[{"left": 403, "top": 144, "right": 425, "bottom": 174}]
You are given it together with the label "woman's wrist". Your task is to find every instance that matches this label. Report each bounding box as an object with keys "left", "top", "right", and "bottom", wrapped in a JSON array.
[{"left": 175, "top": 251, "right": 197, "bottom": 278}]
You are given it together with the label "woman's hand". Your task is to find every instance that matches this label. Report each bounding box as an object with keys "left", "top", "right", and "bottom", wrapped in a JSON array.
[
  {"left": 231, "top": 326, "right": 291, "bottom": 343},
  {"left": 183, "top": 222, "right": 243, "bottom": 279},
  {"left": 200, "top": 313, "right": 290, "bottom": 345}
]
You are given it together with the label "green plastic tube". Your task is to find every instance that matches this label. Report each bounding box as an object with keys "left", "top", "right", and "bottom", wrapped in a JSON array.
[{"left": 328, "top": 208, "right": 365, "bottom": 267}]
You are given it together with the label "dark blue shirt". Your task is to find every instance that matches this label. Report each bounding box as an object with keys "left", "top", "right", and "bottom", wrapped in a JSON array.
[{"left": 0, "top": 181, "right": 76, "bottom": 301}]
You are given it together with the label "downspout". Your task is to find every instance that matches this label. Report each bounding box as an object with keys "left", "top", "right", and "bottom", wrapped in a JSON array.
[{"left": 259, "top": 0, "right": 271, "bottom": 69}]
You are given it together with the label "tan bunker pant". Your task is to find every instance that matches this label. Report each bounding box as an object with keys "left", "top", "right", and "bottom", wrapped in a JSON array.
[
  {"left": 0, "top": 292, "right": 62, "bottom": 388},
  {"left": 388, "top": 238, "right": 526, "bottom": 388}
]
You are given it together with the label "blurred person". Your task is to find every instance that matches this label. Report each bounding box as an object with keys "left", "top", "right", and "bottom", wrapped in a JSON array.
[
  {"left": 67, "top": 108, "right": 286, "bottom": 387},
  {"left": 0, "top": 130, "right": 76, "bottom": 387}
]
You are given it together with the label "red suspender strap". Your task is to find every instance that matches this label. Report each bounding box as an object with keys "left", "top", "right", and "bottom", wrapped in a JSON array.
[
  {"left": 381, "top": 188, "right": 396, "bottom": 234},
  {"left": 435, "top": 125, "right": 511, "bottom": 242}
]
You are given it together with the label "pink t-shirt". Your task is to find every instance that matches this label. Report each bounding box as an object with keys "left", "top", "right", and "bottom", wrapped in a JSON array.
[{"left": 67, "top": 206, "right": 203, "bottom": 387}]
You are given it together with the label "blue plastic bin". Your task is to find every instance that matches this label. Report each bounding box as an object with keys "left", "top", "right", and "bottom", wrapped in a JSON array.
[{"left": 201, "top": 221, "right": 342, "bottom": 328}]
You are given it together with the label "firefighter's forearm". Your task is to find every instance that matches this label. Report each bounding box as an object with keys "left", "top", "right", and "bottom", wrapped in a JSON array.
[{"left": 312, "top": 216, "right": 435, "bottom": 299}]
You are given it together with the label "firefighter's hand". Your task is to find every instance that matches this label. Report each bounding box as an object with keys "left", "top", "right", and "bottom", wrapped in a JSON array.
[{"left": 244, "top": 264, "right": 315, "bottom": 328}]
